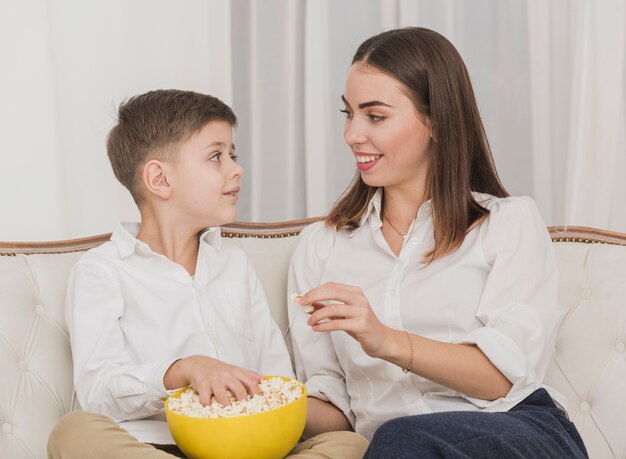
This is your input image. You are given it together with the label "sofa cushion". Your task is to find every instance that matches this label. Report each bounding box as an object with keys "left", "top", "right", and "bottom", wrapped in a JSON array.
[
  {"left": 223, "top": 236, "right": 297, "bottom": 359},
  {"left": 0, "top": 253, "right": 81, "bottom": 459},
  {"left": 544, "top": 242, "right": 626, "bottom": 458}
]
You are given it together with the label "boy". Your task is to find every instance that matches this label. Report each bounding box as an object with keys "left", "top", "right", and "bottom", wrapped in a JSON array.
[{"left": 47, "top": 90, "right": 367, "bottom": 458}]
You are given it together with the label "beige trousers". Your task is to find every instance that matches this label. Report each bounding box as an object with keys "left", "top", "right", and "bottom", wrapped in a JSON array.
[{"left": 47, "top": 412, "right": 368, "bottom": 459}]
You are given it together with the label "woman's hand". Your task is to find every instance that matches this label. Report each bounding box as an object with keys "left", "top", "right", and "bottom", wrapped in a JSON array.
[
  {"left": 300, "top": 283, "right": 512, "bottom": 400},
  {"left": 299, "top": 282, "right": 393, "bottom": 358},
  {"left": 163, "top": 355, "right": 262, "bottom": 406}
]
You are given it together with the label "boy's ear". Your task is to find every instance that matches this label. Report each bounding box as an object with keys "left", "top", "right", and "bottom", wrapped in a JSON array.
[{"left": 142, "top": 160, "right": 172, "bottom": 200}]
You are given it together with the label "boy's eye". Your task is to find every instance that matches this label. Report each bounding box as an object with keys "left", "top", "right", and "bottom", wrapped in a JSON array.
[
  {"left": 209, "top": 152, "right": 237, "bottom": 163},
  {"left": 339, "top": 108, "right": 353, "bottom": 119}
]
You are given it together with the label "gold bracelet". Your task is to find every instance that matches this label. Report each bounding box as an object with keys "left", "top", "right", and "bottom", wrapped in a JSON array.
[{"left": 402, "top": 330, "right": 413, "bottom": 373}]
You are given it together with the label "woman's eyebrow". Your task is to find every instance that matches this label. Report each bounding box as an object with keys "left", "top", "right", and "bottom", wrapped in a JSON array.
[
  {"left": 341, "top": 95, "right": 394, "bottom": 109},
  {"left": 359, "top": 100, "right": 394, "bottom": 109}
]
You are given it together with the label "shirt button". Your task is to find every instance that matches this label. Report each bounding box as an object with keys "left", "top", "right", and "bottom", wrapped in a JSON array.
[
  {"left": 616, "top": 342, "right": 625, "bottom": 353},
  {"left": 2, "top": 423, "right": 12, "bottom": 434},
  {"left": 34, "top": 305, "right": 45, "bottom": 315},
  {"left": 410, "top": 238, "right": 419, "bottom": 244},
  {"left": 580, "top": 288, "right": 591, "bottom": 299},
  {"left": 580, "top": 401, "right": 591, "bottom": 413},
  {"left": 400, "top": 382, "right": 410, "bottom": 391},
  {"left": 19, "top": 360, "right": 28, "bottom": 371}
]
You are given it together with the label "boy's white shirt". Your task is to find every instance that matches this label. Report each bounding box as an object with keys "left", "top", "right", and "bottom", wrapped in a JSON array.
[
  {"left": 66, "top": 222, "right": 294, "bottom": 445},
  {"left": 288, "top": 190, "right": 567, "bottom": 440}
]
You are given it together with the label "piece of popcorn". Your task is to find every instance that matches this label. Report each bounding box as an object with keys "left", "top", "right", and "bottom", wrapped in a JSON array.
[
  {"left": 291, "top": 293, "right": 314, "bottom": 313},
  {"left": 290, "top": 293, "right": 303, "bottom": 304}
]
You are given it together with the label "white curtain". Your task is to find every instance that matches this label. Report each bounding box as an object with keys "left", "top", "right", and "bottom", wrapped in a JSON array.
[
  {"left": 1, "top": 0, "right": 625, "bottom": 241},
  {"left": 528, "top": 0, "right": 626, "bottom": 231}
]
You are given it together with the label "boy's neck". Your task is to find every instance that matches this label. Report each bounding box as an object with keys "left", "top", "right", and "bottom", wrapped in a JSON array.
[{"left": 136, "top": 211, "right": 200, "bottom": 277}]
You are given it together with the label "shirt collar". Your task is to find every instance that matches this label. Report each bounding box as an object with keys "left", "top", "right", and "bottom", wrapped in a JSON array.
[
  {"left": 110, "top": 222, "right": 143, "bottom": 258},
  {"left": 348, "top": 188, "right": 435, "bottom": 238},
  {"left": 110, "top": 222, "right": 222, "bottom": 259},
  {"left": 349, "top": 188, "right": 383, "bottom": 238},
  {"left": 199, "top": 226, "right": 222, "bottom": 250}
]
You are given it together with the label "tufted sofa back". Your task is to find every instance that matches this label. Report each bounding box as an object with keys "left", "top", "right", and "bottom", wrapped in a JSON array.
[{"left": 1, "top": 223, "right": 625, "bottom": 459}]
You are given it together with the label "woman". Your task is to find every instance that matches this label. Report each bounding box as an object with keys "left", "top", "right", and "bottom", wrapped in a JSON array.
[{"left": 288, "top": 27, "right": 587, "bottom": 458}]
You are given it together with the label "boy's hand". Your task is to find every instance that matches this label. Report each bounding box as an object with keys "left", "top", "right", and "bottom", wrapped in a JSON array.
[{"left": 164, "top": 355, "right": 262, "bottom": 406}]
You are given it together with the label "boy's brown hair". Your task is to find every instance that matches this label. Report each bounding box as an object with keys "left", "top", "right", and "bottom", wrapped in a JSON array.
[{"left": 107, "top": 89, "right": 237, "bottom": 205}]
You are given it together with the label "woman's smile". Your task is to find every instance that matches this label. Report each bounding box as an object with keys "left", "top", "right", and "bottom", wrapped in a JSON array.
[{"left": 355, "top": 152, "right": 383, "bottom": 171}]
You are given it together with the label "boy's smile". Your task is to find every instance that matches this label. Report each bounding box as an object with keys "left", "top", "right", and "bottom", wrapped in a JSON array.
[{"left": 223, "top": 186, "right": 240, "bottom": 200}]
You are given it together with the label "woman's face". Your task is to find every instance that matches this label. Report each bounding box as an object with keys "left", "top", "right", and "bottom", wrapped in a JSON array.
[{"left": 342, "top": 63, "right": 432, "bottom": 191}]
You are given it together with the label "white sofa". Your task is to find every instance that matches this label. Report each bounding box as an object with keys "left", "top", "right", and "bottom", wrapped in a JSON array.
[{"left": 1, "top": 221, "right": 625, "bottom": 459}]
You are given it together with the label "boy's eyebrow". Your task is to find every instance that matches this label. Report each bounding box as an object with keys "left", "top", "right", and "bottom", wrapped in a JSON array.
[
  {"left": 205, "top": 142, "right": 235, "bottom": 150},
  {"left": 341, "top": 95, "right": 394, "bottom": 109}
]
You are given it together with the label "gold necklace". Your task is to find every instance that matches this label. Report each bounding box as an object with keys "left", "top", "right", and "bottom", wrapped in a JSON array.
[{"left": 383, "top": 213, "right": 409, "bottom": 239}]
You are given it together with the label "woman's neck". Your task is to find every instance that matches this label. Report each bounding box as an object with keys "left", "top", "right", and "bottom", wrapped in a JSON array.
[{"left": 381, "top": 185, "right": 428, "bottom": 227}]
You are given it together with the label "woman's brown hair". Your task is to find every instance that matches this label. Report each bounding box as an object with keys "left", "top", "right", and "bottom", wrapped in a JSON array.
[{"left": 326, "top": 27, "right": 508, "bottom": 261}]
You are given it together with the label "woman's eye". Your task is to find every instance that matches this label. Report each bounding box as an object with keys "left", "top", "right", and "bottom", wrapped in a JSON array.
[
  {"left": 230, "top": 154, "right": 238, "bottom": 163},
  {"left": 368, "top": 114, "right": 385, "bottom": 122},
  {"left": 209, "top": 153, "right": 222, "bottom": 162},
  {"left": 339, "top": 108, "right": 353, "bottom": 119}
]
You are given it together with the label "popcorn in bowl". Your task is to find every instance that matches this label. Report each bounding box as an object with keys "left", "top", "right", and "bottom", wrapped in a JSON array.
[
  {"left": 167, "top": 376, "right": 303, "bottom": 418},
  {"left": 164, "top": 376, "right": 307, "bottom": 459},
  {"left": 291, "top": 293, "right": 314, "bottom": 314}
]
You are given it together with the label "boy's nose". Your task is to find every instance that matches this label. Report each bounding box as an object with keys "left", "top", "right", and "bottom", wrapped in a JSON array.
[{"left": 232, "top": 161, "right": 244, "bottom": 177}]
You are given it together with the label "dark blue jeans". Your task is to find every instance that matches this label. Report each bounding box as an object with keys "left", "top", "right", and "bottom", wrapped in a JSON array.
[{"left": 363, "top": 389, "right": 588, "bottom": 458}]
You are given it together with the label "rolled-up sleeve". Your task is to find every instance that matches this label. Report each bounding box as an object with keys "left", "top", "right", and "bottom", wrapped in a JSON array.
[
  {"left": 454, "top": 197, "right": 564, "bottom": 408},
  {"left": 66, "top": 260, "right": 176, "bottom": 421},
  {"left": 287, "top": 222, "right": 355, "bottom": 426}
]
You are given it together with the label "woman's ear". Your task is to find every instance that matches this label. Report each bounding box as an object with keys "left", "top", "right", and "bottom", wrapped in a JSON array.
[
  {"left": 417, "top": 111, "right": 437, "bottom": 143},
  {"left": 425, "top": 118, "right": 437, "bottom": 143},
  {"left": 142, "top": 160, "right": 172, "bottom": 200}
]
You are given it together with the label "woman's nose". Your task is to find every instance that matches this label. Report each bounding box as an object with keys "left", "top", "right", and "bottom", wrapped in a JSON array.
[{"left": 344, "top": 119, "right": 367, "bottom": 147}]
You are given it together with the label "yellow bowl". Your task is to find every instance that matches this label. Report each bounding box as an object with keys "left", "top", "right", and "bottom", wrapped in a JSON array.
[{"left": 165, "top": 376, "right": 307, "bottom": 459}]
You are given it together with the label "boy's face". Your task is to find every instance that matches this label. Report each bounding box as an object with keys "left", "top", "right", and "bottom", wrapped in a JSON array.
[{"left": 167, "top": 120, "right": 243, "bottom": 229}]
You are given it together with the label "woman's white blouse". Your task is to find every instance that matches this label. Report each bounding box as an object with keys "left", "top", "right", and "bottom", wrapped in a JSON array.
[{"left": 288, "top": 190, "right": 566, "bottom": 440}]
